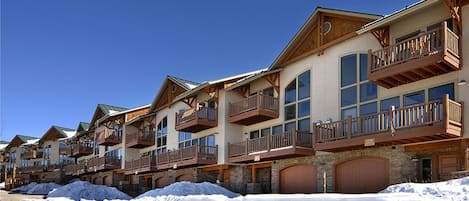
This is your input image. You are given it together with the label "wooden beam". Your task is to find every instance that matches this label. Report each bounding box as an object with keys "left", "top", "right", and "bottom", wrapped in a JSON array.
[
  {"left": 262, "top": 72, "right": 280, "bottom": 94},
  {"left": 233, "top": 85, "right": 250, "bottom": 98},
  {"left": 182, "top": 96, "right": 197, "bottom": 108},
  {"left": 371, "top": 26, "right": 390, "bottom": 47},
  {"left": 283, "top": 31, "right": 357, "bottom": 66},
  {"left": 443, "top": 0, "right": 462, "bottom": 36}
]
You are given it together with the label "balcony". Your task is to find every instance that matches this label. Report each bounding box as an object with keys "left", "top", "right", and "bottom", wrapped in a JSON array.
[
  {"left": 175, "top": 107, "right": 217, "bottom": 133},
  {"left": 17, "top": 165, "right": 44, "bottom": 173},
  {"left": 124, "top": 155, "right": 157, "bottom": 175},
  {"left": 64, "top": 163, "right": 87, "bottom": 176},
  {"left": 71, "top": 143, "right": 94, "bottom": 157},
  {"left": 59, "top": 146, "right": 67, "bottom": 155},
  {"left": 228, "top": 130, "right": 314, "bottom": 163},
  {"left": 368, "top": 23, "right": 460, "bottom": 88},
  {"left": 21, "top": 150, "right": 43, "bottom": 160},
  {"left": 314, "top": 96, "right": 463, "bottom": 152},
  {"left": 87, "top": 156, "right": 121, "bottom": 172},
  {"left": 126, "top": 131, "right": 155, "bottom": 148},
  {"left": 229, "top": 94, "right": 279, "bottom": 125},
  {"left": 96, "top": 128, "right": 122, "bottom": 146},
  {"left": 156, "top": 145, "right": 218, "bottom": 170}
]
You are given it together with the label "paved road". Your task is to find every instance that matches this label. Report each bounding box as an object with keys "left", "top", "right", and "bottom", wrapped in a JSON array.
[{"left": 0, "top": 190, "right": 45, "bottom": 201}]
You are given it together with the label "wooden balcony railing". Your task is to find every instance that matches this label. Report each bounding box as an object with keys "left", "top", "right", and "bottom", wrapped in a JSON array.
[
  {"left": 228, "top": 130, "right": 314, "bottom": 162},
  {"left": 229, "top": 94, "right": 279, "bottom": 125},
  {"left": 66, "top": 146, "right": 73, "bottom": 157},
  {"left": 96, "top": 128, "right": 122, "bottom": 146},
  {"left": 175, "top": 107, "right": 218, "bottom": 133},
  {"left": 59, "top": 146, "right": 67, "bottom": 155},
  {"left": 64, "top": 163, "right": 87, "bottom": 176},
  {"left": 368, "top": 22, "right": 460, "bottom": 88},
  {"left": 126, "top": 131, "right": 155, "bottom": 148},
  {"left": 21, "top": 150, "right": 43, "bottom": 160},
  {"left": 17, "top": 165, "right": 44, "bottom": 173},
  {"left": 125, "top": 155, "right": 157, "bottom": 174},
  {"left": 71, "top": 143, "right": 94, "bottom": 157},
  {"left": 156, "top": 145, "right": 217, "bottom": 170},
  {"left": 87, "top": 156, "right": 121, "bottom": 172},
  {"left": 314, "top": 95, "right": 463, "bottom": 152}
]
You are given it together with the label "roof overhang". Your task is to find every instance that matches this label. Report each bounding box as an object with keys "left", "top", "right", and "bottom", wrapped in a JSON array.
[
  {"left": 357, "top": 0, "right": 440, "bottom": 34},
  {"left": 225, "top": 69, "right": 282, "bottom": 91}
]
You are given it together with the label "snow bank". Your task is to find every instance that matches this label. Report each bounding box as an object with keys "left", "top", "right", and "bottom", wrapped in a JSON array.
[
  {"left": 381, "top": 176, "right": 469, "bottom": 201},
  {"left": 135, "top": 182, "right": 239, "bottom": 199},
  {"left": 47, "top": 181, "right": 131, "bottom": 201},
  {"left": 0, "top": 181, "right": 5, "bottom": 189},
  {"left": 26, "top": 182, "right": 62, "bottom": 195},
  {"left": 12, "top": 182, "right": 38, "bottom": 193}
]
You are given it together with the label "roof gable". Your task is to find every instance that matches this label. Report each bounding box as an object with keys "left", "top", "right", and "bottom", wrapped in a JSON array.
[
  {"left": 77, "top": 122, "right": 90, "bottom": 132},
  {"left": 149, "top": 76, "right": 199, "bottom": 112},
  {"left": 89, "top": 104, "right": 128, "bottom": 129},
  {"left": 39, "top": 125, "right": 75, "bottom": 144},
  {"left": 5, "top": 135, "right": 37, "bottom": 151},
  {"left": 270, "top": 7, "right": 380, "bottom": 68}
]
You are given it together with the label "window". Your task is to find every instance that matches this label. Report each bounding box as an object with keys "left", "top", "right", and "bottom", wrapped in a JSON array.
[
  {"left": 340, "top": 54, "right": 377, "bottom": 119},
  {"left": 404, "top": 91, "right": 424, "bottom": 106},
  {"left": 284, "top": 70, "right": 311, "bottom": 132},
  {"left": 427, "top": 18, "right": 453, "bottom": 32},
  {"left": 249, "top": 128, "right": 271, "bottom": 139},
  {"left": 178, "top": 132, "right": 192, "bottom": 148},
  {"left": 178, "top": 134, "right": 215, "bottom": 148},
  {"left": 157, "top": 117, "right": 168, "bottom": 153},
  {"left": 396, "top": 31, "right": 420, "bottom": 43},
  {"left": 428, "top": 83, "right": 454, "bottom": 101},
  {"left": 262, "top": 87, "right": 274, "bottom": 97},
  {"left": 380, "top": 97, "right": 400, "bottom": 112},
  {"left": 272, "top": 125, "right": 282, "bottom": 136},
  {"left": 105, "top": 148, "right": 121, "bottom": 159},
  {"left": 249, "top": 130, "right": 260, "bottom": 139}
]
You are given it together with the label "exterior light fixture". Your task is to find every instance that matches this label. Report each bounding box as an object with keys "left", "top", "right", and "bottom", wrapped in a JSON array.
[{"left": 458, "top": 80, "right": 467, "bottom": 86}]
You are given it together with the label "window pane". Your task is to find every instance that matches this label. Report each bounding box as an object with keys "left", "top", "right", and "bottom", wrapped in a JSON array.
[
  {"left": 199, "top": 137, "right": 206, "bottom": 146},
  {"left": 285, "top": 122, "right": 296, "bottom": 132},
  {"left": 250, "top": 130, "right": 260, "bottom": 139},
  {"left": 380, "top": 97, "right": 400, "bottom": 112},
  {"left": 298, "top": 118, "right": 310, "bottom": 132},
  {"left": 285, "top": 105, "right": 296, "bottom": 120},
  {"left": 185, "top": 132, "right": 192, "bottom": 140},
  {"left": 298, "top": 100, "right": 310, "bottom": 118},
  {"left": 178, "top": 132, "right": 184, "bottom": 142},
  {"left": 341, "top": 55, "right": 357, "bottom": 87},
  {"left": 298, "top": 71, "right": 310, "bottom": 99},
  {"left": 208, "top": 135, "right": 215, "bottom": 146},
  {"left": 285, "top": 79, "right": 296, "bottom": 104},
  {"left": 272, "top": 125, "right": 282, "bottom": 135},
  {"left": 359, "top": 54, "right": 368, "bottom": 81},
  {"left": 404, "top": 91, "right": 424, "bottom": 106},
  {"left": 341, "top": 87, "right": 357, "bottom": 107},
  {"left": 360, "top": 102, "right": 377, "bottom": 116},
  {"left": 261, "top": 128, "right": 270, "bottom": 137},
  {"left": 360, "top": 82, "right": 377, "bottom": 102},
  {"left": 341, "top": 107, "right": 357, "bottom": 119},
  {"left": 262, "top": 87, "right": 274, "bottom": 97},
  {"left": 429, "top": 83, "right": 454, "bottom": 101}
]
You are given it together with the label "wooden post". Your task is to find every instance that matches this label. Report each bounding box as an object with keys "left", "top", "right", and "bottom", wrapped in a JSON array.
[
  {"left": 312, "top": 125, "right": 317, "bottom": 144},
  {"left": 323, "top": 170, "right": 327, "bottom": 193},
  {"left": 442, "top": 21, "right": 447, "bottom": 53},
  {"left": 347, "top": 116, "right": 352, "bottom": 139},
  {"left": 367, "top": 49, "right": 373, "bottom": 75},
  {"left": 267, "top": 132, "right": 271, "bottom": 151},
  {"left": 443, "top": 94, "right": 449, "bottom": 130},
  {"left": 257, "top": 94, "right": 261, "bottom": 109},
  {"left": 389, "top": 105, "right": 395, "bottom": 134},
  {"left": 292, "top": 129, "right": 297, "bottom": 148},
  {"left": 251, "top": 165, "right": 256, "bottom": 183},
  {"left": 245, "top": 140, "right": 248, "bottom": 155}
]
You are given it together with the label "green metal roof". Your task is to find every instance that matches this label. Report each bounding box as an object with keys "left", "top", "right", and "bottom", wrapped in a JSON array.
[
  {"left": 77, "top": 122, "right": 90, "bottom": 131},
  {"left": 97, "top": 104, "right": 129, "bottom": 115},
  {"left": 168, "top": 75, "right": 200, "bottom": 90},
  {"left": 17, "top": 135, "right": 38, "bottom": 142},
  {"left": 52, "top": 125, "right": 74, "bottom": 137}
]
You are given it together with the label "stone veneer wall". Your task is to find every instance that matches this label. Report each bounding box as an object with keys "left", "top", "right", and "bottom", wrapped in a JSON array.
[{"left": 271, "top": 145, "right": 417, "bottom": 193}]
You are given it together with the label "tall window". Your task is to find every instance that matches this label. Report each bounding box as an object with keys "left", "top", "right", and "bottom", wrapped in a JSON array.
[
  {"left": 178, "top": 134, "right": 215, "bottom": 148},
  {"left": 156, "top": 117, "right": 168, "bottom": 153},
  {"left": 43, "top": 145, "right": 51, "bottom": 166},
  {"left": 178, "top": 132, "right": 192, "bottom": 148},
  {"left": 105, "top": 148, "right": 121, "bottom": 159},
  {"left": 284, "top": 70, "right": 311, "bottom": 132},
  {"left": 340, "top": 54, "right": 377, "bottom": 118}
]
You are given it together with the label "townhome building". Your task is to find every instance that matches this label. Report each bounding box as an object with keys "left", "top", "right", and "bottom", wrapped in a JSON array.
[
  {"left": 3, "top": 135, "right": 38, "bottom": 189},
  {"left": 4, "top": 0, "right": 469, "bottom": 195},
  {"left": 0, "top": 141, "right": 9, "bottom": 183}
]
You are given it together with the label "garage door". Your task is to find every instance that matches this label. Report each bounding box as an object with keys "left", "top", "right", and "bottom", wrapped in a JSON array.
[
  {"left": 336, "top": 157, "right": 389, "bottom": 193},
  {"left": 155, "top": 176, "right": 169, "bottom": 188},
  {"left": 176, "top": 174, "right": 194, "bottom": 182},
  {"left": 280, "top": 164, "right": 316, "bottom": 193},
  {"left": 103, "top": 175, "right": 113, "bottom": 186},
  {"left": 439, "top": 154, "right": 459, "bottom": 181}
]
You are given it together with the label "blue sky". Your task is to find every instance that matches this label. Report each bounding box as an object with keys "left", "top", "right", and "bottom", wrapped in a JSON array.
[{"left": 0, "top": 0, "right": 418, "bottom": 142}]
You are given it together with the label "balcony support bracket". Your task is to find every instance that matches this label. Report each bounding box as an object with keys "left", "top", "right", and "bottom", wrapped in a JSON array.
[
  {"left": 370, "top": 26, "right": 390, "bottom": 47},
  {"left": 444, "top": 0, "right": 462, "bottom": 36}
]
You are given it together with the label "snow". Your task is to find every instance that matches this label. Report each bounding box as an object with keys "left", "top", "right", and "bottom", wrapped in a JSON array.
[
  {"left": 185, "top": 83, "right": 198, "bottom": 89},
  {"left": 0, "top": 143, "right": 7, "bottom": 150},
  {"left": 27, "top": 183, "right": 62, "bottom": 195},
  {"left": 108, "top": 110, "right": 120, "bottom": 114},
  {"left": 47, "top": 181, "right": 131, "bottom": 201},
  {"left": 16, "top": 176, "right": 469, "bottom": 201},
  {"left": 63, "top": 131, "right": 77, "bottom": 138},
  {"left": 0, "top": 182, "right": 5, "bottom": 189},
  {"left": 12, "top": 182, "right": 38, "bottom": 193},
  {"left": 136, "top": 182, "right": 239, "bottom": 199},
  {"left": 23, "top": 139, "right": 40, "bottom": 145}
]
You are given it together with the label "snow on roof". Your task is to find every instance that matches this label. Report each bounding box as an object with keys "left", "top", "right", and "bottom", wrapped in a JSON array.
[
  {"left": 63, "top": 131, "right": 77, "bottom": 138},
  {"left": 185, "top": 83, "right": 199, "bottom": 89},
  {"left": 23, "top": 139, "right": 39, "bottom": 146},
  {"left": 108, "top": 110, "right": 120, "bottom": 114},
  {"left": 0, "top": 144, "right": 7, "bottom": 150}
]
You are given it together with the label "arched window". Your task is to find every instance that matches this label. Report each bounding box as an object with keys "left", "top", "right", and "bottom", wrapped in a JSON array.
[
  {"left": 156, "top": 116, "right": 168, "bottom": 153},
  {"left": 284, "top": 70, "right": 311, "bottom": 132}
]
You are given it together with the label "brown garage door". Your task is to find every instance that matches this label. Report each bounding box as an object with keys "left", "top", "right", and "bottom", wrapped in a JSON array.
[
  {"left": 439, "top": 154, "right": 459, "bottom": 181},
  {"left": 155, "top": 176, "right": 169, "bottom": 188},
  {"left": 280, "top": 164, "right": 316, "bottom": 193},
  {"left": 336, "top": 157, "right": 389, "bottom": 193},
  {"left": 103, "top": 175, "right": 113, "bottom": 186},
  {"left": 176, "top": 174, "right": 194, "bottom": 182}
]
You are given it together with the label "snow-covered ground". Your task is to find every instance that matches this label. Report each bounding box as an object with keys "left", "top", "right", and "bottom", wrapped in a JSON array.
[
  {"left": 0, "top": 181, "right": 5, "bottom": 189},
  {"left": 47, "top": 181, "right": 131, "bottom": 201},
  {"left": 14, "top": 176, "right": 469, "bottom": 201},
  {"left": 12, "top": 182, "right": 38, "bottom": 193},
  {"left": 11, "top": 182, "right": 62, "bottom": 195}
]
